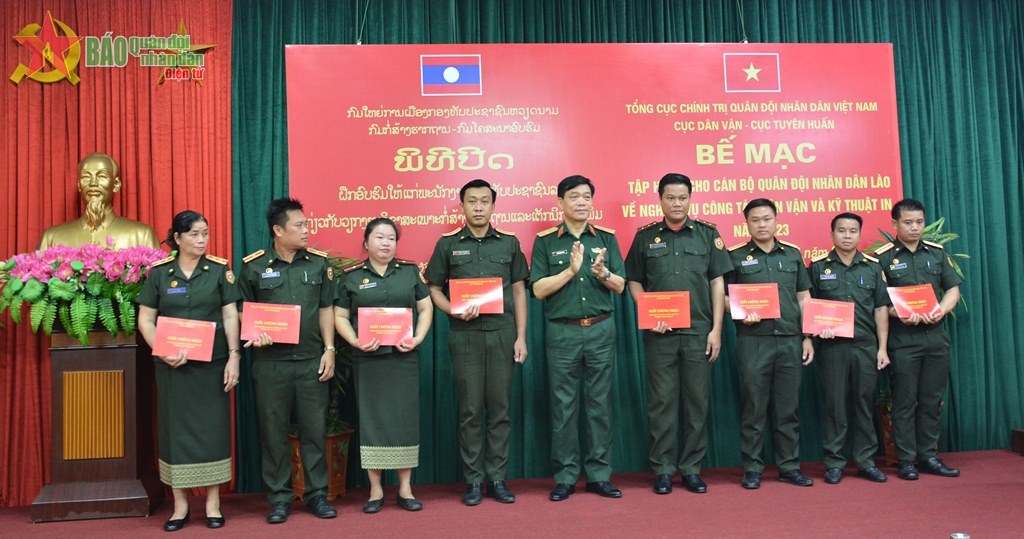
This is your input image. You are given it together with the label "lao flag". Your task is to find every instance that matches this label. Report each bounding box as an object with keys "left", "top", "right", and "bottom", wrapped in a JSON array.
[
  {"left": 723, "top": 53, "right": 781, "bottom": 93},
  {"left": 421, "top": 54, "right": 482, "bottom": 96}
]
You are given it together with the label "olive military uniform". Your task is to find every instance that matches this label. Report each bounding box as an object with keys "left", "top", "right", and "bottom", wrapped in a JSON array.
[
  {"left": 239, "top": 246, "right": 335, "bottom": 504},
  {"left": 624, "top": 218, "right": 732, "bottom": 476},
  {"left": 336, "top": 258, "right": 430, "bottom": 469},
  {"left": 530, "top": 223, "right": 624, "bottom": 484},
  {"left": 137, "top": 254, "right": 240, "bottom": 488},
  {"left": 726, "top": 239, "right": 811, "bottom": 473},
  {"left": 875, "top": 240, "right": 961, "bottom": 462},
  {"left": 424, "top": 225, "right": 529, "bottom": 484},
  {"left": 808, "top": 250, "right": 889, "bottom": 471}
]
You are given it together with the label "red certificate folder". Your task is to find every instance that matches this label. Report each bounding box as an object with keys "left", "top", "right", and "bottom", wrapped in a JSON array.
[
  {"left": 887, "top": 284, "right": 941, "bottom": 318},
  {"left": 637, "top": 291, "right": 691, "bottom": 329},
  {"left": 358, "top": 307, "right": 414, "bottom": 346},
  {"left": 153, "top": 316, "right": 216, "bottom": 361},
  {"left": 802, "top": 298, "right": 856, "bottom": 338},
  {"left": 728, "top": 283, "right": 781, "bottom": 319},
  {"left": 449, "top": 277, "right": 504, "bottom": 314},
  {"left": 241, "top": 302, "right": 301, "bottom": 344}
]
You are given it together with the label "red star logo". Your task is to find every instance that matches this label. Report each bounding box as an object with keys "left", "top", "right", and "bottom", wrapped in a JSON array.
[{"left": 13, "top": 11, "right": 82, "bottom": 80}]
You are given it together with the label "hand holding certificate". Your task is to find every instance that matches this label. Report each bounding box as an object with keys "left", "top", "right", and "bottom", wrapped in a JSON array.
[
  {"left": 153, "top": 316, "right": 217, "bottom": 361},
  {"left": 450, "top": 277, "right": 504, "bottom": 315},
  {"left": 637, "top": 291, "right": 691, "bottom": 330},
  {"left": 241, "top": 302, "right": 301, "bottom": 344},
  {"left": 802, "top": 298, "right": 855, "bottom": 338},
  {"left": 728, "top": 283, "right": 781, "bottom": 320},
  {"left": 358, "top": 307, "right": 414, "bottom": 347},
  {"left": 887, "top": 284, "right": 941, "bottom": 318}
]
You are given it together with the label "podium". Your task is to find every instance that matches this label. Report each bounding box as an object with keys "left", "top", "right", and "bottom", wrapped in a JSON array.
[{"left": 31, "top": 330, "right": 163, "bottom": 522}]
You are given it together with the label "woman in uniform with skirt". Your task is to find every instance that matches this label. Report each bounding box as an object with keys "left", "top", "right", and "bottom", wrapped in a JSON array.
[
  {"left": 137, "top": 210, "right": 242, "bottom": 531},
  {"left": 335, "top": 217, "right": 433, "bottom": 514}
]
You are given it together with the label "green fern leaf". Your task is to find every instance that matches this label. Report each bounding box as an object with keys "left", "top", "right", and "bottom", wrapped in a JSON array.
[
  {"left": 98, "top": 297, "right": 118, "bottom": 335},
  {"left": 71, "top": 293, "right": 87, "bottom": 337},
  {"left": 58, "top": 303, "right": 72, "bottom": 333},
  {"left": 9, "top": 297, "right": 24, "bottom": 324},
  {"left": 119, "top": 301, "right": 137, "bottom": 335},
  {"left": 30, "top": 298, "right": 48, "bottom": 332},
  {"left": 42, "top": 301, "right": 58, "bottom": 335}
]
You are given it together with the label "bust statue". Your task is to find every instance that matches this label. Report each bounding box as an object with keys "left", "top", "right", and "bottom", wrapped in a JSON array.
[{"left": 39, "top": 152, "right": 160, "bottom": 250}]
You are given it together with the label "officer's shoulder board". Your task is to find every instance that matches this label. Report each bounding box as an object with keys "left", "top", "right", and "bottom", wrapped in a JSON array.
[
  {"left": 341, "top": 260, "right": 365, "bottom": 273},
  {"left": 536, "top": 226, "right": 559, "bottom": 237},
  {"left": 395, "top": 258, "right": 419, "bottom": 266},
  {"left": 637, "top": 220, "right": 659, "bottom": 232},
  {"left": 695, "top": 218, "right": 718, "bottom": 228},
  {"left": 874, "top": 242, "right": 895, "bottom": 255},
  {"left": 727, "top": 242, "right": 748, "bottom": 252},
  {"left": 151, "top": 255, "right": 175, "bottom": 267},
  {"left": 307, "top": 247, "right": 329, "bottom": 258},
  {"left": 810, "top": 252, "right": 829, "bottom": 263},
  {"left": 242, "top": 249, "right": 266, "bottom": 264},
  {"left": 441, "top": 227, "right": 461, "bottom": 237},
  {"left": 922, "top": 240, "right": 944, "bottom": 250},
  {"left": 592, "top": 224, "right": 616, "bottom": 235},
  {"left": 204, "top": 254, "right": 229, "bottom": 266},
  {"left": 495, "top": 228, "right": 516, "bottom": 236},
  {"left": 862, "top": 253, "right": 879, "bottom": 263},
  {"left": 778, "top": 240, "right": 801, "bottom": 251}
]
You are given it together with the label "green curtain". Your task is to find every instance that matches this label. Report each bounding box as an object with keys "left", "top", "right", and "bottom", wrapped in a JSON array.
[{"left": 232, "top": 0, "right": 1024, "bottom": 491}]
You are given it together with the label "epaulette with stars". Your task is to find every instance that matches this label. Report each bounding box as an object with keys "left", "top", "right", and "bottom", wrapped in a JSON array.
[
  {"left": 243, "top": 249, "right": 265, "bottom": 264},
  {"left": 695, "top": 218, "right": 718, "bottom": 228},
  {"left": 862, "top": 253, "right": 879, "bottom": 263},
  {"left": 341, "top": 260, "right": 365, "bottom": 273},
  {"left": 637, "top": 221, "right": 659, "bottom": 231},
  {"left": 727, "top": 242, "right": 749, "bottom": 252},
  {"left": 592, "top": 224, "right": 616, "bottom": 235},
  {"left": 874, "top": 243, "right": 894, "bottom": 255},
  {"left": 151, "top": 255, "right": 174, "bottom": 267},
  {"left": 205, "top": 254, "right": 229, "bottom": 265},
  {"left": 810, "top": 252, "right": 829, "bottom": 263},
  {"left": 778, "top": 240, "right": 801, "bottom": 250},
  {"left": 536, "top": 226, "right": 559, "bottom": 237}
]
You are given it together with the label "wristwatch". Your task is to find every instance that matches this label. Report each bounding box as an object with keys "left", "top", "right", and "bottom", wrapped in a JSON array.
[
  {"left": 324, "top": 345, "right": 337, "bottom": 352},
  {"left": 602, "top": 269, "right": 612, "bottom": 281}
]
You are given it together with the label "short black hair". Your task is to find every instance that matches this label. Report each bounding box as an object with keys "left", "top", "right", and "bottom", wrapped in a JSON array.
[
  {"left": 891, "top": 198, "right": 926, "bottom": 220},
  {"left": 363, "top": 217, "right": 400, "bottom": 243},
  {"left": 165, "top": 210, "right": 206, "bottom": 251},
  {"left": 658, "top": 173, "right": 692, "bottom": 196},
  {"left": 831, "top": 212, "right": 863, "bottom": 231},
  {"left": 460, "top": 179, "right": 497, "bottom": 202},
  {"left": 267, "top": 198, "right": 303, "bottom": 237},
  {"left": 743, "top": 198, "right": 777, "bottom": 218},
  {"left": 557, "top": 175, "right": 594, "bottom": 198}
]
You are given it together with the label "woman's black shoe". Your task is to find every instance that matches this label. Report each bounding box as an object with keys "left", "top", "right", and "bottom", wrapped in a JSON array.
[
  {"left": 163, "top": 509, "right": 190, "bottom": 532},
  {"left": 206, "top": 515, "right": 225, "bottom": 528}
]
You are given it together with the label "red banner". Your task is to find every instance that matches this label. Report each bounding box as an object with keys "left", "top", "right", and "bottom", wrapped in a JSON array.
[{"left": 286, "top": 44, "right": 902, "bottom": 264}]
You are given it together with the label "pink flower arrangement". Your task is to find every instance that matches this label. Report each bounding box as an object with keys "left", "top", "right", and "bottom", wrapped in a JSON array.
[{"left": 1, "top": 244, "right": 167, "bottom": 344}]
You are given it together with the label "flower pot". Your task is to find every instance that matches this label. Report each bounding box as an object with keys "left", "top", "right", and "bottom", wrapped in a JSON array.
[{"left": 289, "top": 429, "right": 353, "bottom": 500}]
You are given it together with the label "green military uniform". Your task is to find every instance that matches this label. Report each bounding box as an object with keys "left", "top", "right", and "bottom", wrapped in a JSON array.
[
  {"left": 874, "top": 239, "right": 961, "bottom": 462},
  {"left": 423, "top": 225, "right": 529, "bottom": 484},
  {"left": 808, "top": 250, "right": 889, "bottom": 471},
  {"left": 136, "top": 253, "right": 240, "bottom": 488},
  {"left": 238, "top": 246, "right": 335, "bottom": 504},
  {"left": 726, "top": 239, "right": 811, "bottom": 473},
  {"left": 530, "top": 222, "right": 624, "bottom": 484},
  {"left": 335, "top": 258, "right": 430, "bottom": 469},
  {"left": 624, "top": 218, "right": 732, "bottom": 476}
]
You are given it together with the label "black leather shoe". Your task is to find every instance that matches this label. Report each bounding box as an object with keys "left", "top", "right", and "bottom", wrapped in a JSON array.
[
  {"left": 396, "top": 494, "right": 423, "bottom": 511},
  {"left": 205, "top": 515, "right": 225, "bottom": 529},
  {"left": 266, "top": 501, "right": 291, "bottom": 524},
  {"left": 824, "top": 467, "right": 843, "bottom": 484},
  {"left": 779, "top": 469, "right": 814, "bottom": 487},
  {"left": 857, "top": 466, "right": 888, "bottom": 483},
  {"left": 585, "top": 481, "right": 622, "bottom": 498},
  {"left": 362, "top": 498, "right": 384, "bottom": 514},
  {"left": 682, "top": 474, "right": 707, "bottom": 494},
  {"left": 918, "top": 457, "right": 960, "bottom": 477},
  {"left": 897, "top": 460, "right": 919, "bottom": 481},
  {"left": 549, "top": 483, "right": 576, "bottom": 501},
  {"left": 741, "top": 471, "right": 761, "bottom": 489},
  {"left": 653, "top": 474, "right": 672, "bottom": 495},
  {"left": 163, "top": 509, "right": 189, "bottom": 532},
  {"left": 486, "top": 480, "right": 516, "bottom": 503},
  {"left": 462, "top": 483, "right": 483, "bottom": 506},
  {"left": 306, "top": 495, "right": 337, "bottom": 519}
]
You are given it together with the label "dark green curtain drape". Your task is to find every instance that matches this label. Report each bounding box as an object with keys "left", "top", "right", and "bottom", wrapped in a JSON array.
[{"left": 232, "top": 0, "right": 1024, "bottom": 492}]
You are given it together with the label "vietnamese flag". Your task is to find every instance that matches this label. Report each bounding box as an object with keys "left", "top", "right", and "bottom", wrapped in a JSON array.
[{"left": 723, "top": 53, "right": 781, "bottom": 93}]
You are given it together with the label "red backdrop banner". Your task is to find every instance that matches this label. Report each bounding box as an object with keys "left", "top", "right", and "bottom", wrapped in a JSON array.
[
  {"left": 286, "top": 43, "right": 902, "bottom": 263},
  {"left": 1, "top": 0, "right": 233, "bottom": 507}
]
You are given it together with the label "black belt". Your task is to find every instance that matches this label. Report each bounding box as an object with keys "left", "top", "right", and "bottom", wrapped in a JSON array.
[{"left": 554, "top": 312, "right": 611, "bottom": 327}]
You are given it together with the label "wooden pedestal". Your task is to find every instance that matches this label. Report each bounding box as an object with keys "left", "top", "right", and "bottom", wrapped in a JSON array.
[
  {"left": 31, "top": 331, "right": 163, "bottom": 522},
  {"left": 1012, "top": 429, "right": 1024, "bottom": 456}
]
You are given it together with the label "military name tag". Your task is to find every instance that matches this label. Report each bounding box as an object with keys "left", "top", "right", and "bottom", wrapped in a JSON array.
[
  {"left": 167, "top": 287, "right": 187, "bottom": 294},
  {"left": 819, "top": 274, "right": 837, "bottom": 280},
  {"left": 359, "top": 282, "right": 378, "bottom": 290},
  {"left": 261, "top": 271, "right": 281, "bottom": 278},
  {"left": 648, "top": 242, "right": 667, "bottom": 249},
  {"left": 889, "top": 263, "right": 907, "bottom": 270},
  {"left": 741, "top": 259, "right": 759, "bottom": 267},
  {"left": 551, "top": 249, "right": 568, "bottom": 256},
  {"left": 452, "top": 250, "right": 471, "bottom": 256}
]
